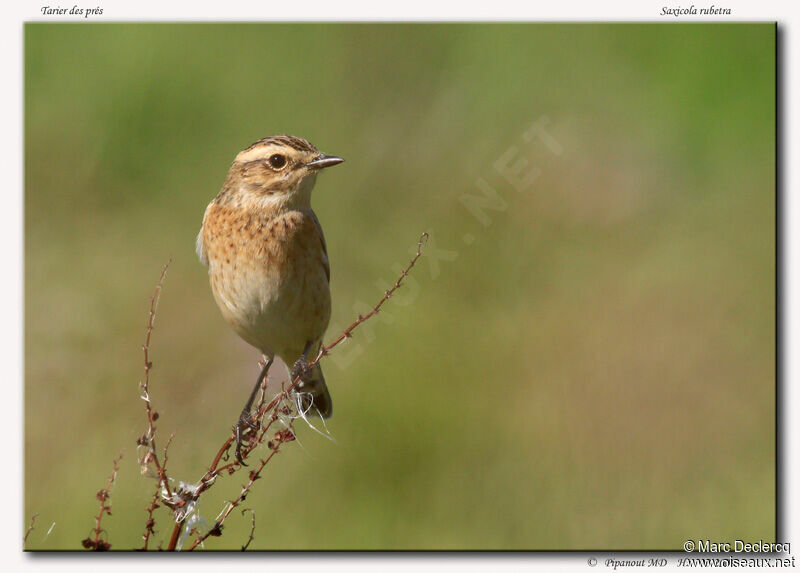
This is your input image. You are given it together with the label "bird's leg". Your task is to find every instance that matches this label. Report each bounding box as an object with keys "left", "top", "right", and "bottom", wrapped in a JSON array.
[{"left": 235, "top": 356, "right": 273, "bottom": 465}]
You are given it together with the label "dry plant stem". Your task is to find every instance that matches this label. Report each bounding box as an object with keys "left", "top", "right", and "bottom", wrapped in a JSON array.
[
  {"left": 24, "top": 513, "right": 38, "bottom": 545},
  {"left": 241, "top": 509, "right": 256, "bottom": 551},
  {"left": 315, "top": 232, "right": 428, "bottom": 362},
  {"left": 140, "top": 259, "right": 174, "bottom": 503},
  {"left": 186, "top": 439, "right": 285, "bottom": 551},
  {"left": 138, "top": 481, "right": 161, "bottom": 551},
  {"left": 168, "top": 520, "right": 183, "bottom": 552},
  {"left": 181, "top": 232, "right": 429, "bottom": 551},
  {"left": 183, "top": 412, "right": 290, "bottom": 550},
  {"left": 138, "top": 260, "right": 188, "bottom": 552},
  {"left": 83, "top": 453, "right": 122, "bottom": 551},
  {"left": 138, "top": 433, "right": 175, "bottom": 551}
]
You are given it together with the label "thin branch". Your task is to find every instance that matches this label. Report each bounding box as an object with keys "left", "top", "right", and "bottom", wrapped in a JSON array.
[
  {"left": 241, "top": 509, "right": 256, "bottom": 551},
  {"left": 82, "top": 452, "right": 122, "bottom": 551},
  {"left": 186, "top": 432, "right": 288, "bottom": 551},
  {"left": 137, "top": 482, "right": 161, "bottom": 551},
  {"left": 23, "top": 513, "right": 38, "bottom": 545},
  {"left": 137, "top": 432, "right": 174, "bottom": 551},
  {"left": 138, "top": 259, "right": 174, "bottom": 504},
  {"left": 167, "top": 520, "right": 183, "bottom": 552},
  {"left": 316, "top": 232, "right": 428, "bottom": 361}
]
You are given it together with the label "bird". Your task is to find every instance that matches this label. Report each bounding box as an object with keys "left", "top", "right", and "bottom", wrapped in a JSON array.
[{"left": 196, "top": 134, "right": 343, "bottom": 462}]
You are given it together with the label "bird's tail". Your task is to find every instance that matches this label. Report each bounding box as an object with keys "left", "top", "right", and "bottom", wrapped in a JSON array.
[{"left": 294, "top": 361, "right": 332, "bottom": 419}]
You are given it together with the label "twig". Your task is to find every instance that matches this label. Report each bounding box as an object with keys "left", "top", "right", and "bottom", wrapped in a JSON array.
[
  {"left": 137, "top": 433, "right": 174, "bottom": 551},
  {"left": 186, "top": 430, "right": 289, "bottom": 551},
  {"left": 137, "top": 481, "right": 161, "bottom": 551},
  {"left": 23, "top": 513, "right": 38, "bottom": 545},
  {"left": 241, "top": 509, "right": 256, "bottom": 551},
  {"left": 137, "top": 259, "right": 174, "bottom": 504},
  {"left": 168, "top": 520, "right": 183, "bottom": 552},
  {"left": 136, "top": 260, "right": 193, "bottom": 552},
  {"left": 82, "top": 453, "right": 122, "bottom": 551},
  {"left": 316, "top": 232, "right": 428, "bottom": 361}
]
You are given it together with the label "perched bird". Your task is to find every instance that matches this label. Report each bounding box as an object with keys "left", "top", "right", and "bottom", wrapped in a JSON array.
[{"left": 196, "top": 135, "right": 343, "bottom": 461}]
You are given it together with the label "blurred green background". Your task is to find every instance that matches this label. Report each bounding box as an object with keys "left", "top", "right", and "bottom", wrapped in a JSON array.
[{"left": 24, "top": 23, "right": 775, "bottom": 550}]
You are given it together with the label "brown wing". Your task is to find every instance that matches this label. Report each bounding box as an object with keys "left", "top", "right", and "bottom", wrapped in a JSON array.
[{"left": 310, "top": 210, "right": 330, "bottom": 282}]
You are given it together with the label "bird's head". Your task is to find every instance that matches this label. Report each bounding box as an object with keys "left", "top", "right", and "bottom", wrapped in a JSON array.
[{"left": 226, "top": 135, "right": 344, "bottom": 209}]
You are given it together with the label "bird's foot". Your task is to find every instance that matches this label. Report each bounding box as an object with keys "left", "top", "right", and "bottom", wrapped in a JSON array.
[
  {"left": 290, "top": 357, "right": 313, "bottom": 388},
  {"left": 234, "top": 409, "right": 259, "bottom": 465}
]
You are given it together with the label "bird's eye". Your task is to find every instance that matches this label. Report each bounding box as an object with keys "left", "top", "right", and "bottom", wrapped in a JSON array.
[{"left": 268, "top": 154, "right": 287, "bottom": 169}]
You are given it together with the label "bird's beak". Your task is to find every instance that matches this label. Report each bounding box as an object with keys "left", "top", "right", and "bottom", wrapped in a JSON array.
[{"left": 307, "top": 154, "right": 345, "bottom": 170}]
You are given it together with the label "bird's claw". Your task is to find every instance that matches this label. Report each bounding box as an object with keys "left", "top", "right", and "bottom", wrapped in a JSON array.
[
  {"left": 290, "top": 357, "right": 312, "bottom": 387},
  {"left": 234, "top": 410, "right": 258, "bottom": 465}
]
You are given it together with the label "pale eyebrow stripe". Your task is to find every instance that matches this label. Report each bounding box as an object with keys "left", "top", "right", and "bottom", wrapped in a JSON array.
[{"left": 235, "top": 145, "right": 281, "bottom": 163}]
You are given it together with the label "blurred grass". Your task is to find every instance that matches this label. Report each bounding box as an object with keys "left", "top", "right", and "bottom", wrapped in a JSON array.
[{"left": 24, "top": 23, "right": 775, "bottom": 550}]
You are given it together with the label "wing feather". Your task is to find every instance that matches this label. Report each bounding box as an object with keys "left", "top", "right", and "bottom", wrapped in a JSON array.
[{"left": 310, "top": 210, "right": 330, "bottom": 282}]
